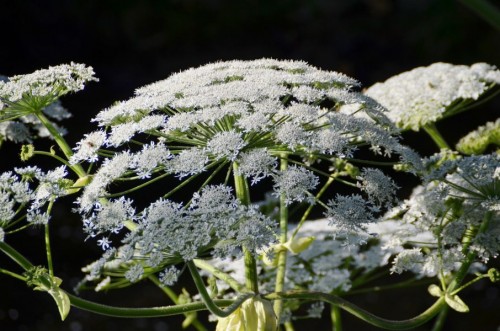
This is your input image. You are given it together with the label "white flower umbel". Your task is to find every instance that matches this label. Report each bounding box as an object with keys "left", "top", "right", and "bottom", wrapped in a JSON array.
[
  {"left": 0, "top": 63, "right": 98, "bottom": 103},
  {"left": 70, "top": 130, "right": 108, "bottom": 164},
  {"left": 364, "top": 62, "right": 500, "bottom": 131},
  {"left": 273, "top": 166, "right": 319, "bottom": 205}
]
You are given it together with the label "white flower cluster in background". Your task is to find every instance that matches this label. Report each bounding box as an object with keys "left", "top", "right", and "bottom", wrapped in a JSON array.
[
  {"left": 363, "top": 62, "right": 500, "bottom": 131},
  {"left": 0, "top": 63, "right": 97, "bottom": 143},
  {"left": 0, "top": 63, "right": 98, "bottom": 104},
  {"left": 385, "top": 153, "right": 500, "bottom": 276}
]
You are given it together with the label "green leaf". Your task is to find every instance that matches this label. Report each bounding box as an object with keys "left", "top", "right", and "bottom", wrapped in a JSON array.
[
  {"left": 48, "top": 285, "right": 71, "bottom": 320},
  {"left": 24, "top": 267, "right": 71, "bottom": 321},
  {"left": 445, "top": 294, "right": 469, "bottom": 313},
  {"left": 427, "top": 284, "right": 442, "bottom": 298}
]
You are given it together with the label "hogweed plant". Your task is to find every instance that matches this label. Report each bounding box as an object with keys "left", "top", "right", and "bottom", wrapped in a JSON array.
[{"left": 0, "top": 59, "right": 499, "bottom": 331}]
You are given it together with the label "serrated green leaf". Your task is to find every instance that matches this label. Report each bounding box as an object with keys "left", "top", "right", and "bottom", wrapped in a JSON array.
[
  {"left": 445, "top": 294, "right": 469, "bottom": 313},
  {"left": 427, "top": 284, "right": 442, "bottom": 298}
]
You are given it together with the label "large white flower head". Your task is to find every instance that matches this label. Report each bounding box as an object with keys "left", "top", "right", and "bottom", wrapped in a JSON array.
[
  {"left": 364, "top": 62, "right": 500, "bottom": 131},
  {"left": 75, "top": 59, "right": 421, "bottom": 284}
]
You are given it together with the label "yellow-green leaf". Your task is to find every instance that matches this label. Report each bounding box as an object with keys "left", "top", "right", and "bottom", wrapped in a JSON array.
[
  {"left": 48, "top": 286, "right": 71, "bottom": 320},
  {"left": 445, "top": 294, "right": 469, "bottom": 313},
  {"left": 427, "top": 284, "right": 442, "bottom": 298}
]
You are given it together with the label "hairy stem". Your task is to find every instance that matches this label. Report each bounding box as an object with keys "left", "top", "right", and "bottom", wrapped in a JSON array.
[
  {"left": 274, "top": 154, "right": 289, "bottom": 322},
  {"left": 264, "top": 291, "right": 446, "bottom": 330},
  {"left": 45, "top": 200, "right": 55, "bottom": 278},
  {"left": 149, "top": 275, "right": 208, "bottom": 331},
  {"left": 187, "top": 260, "right": 254, "bottom": 317},
  {"left": 233, "top": 163, "right": 259, "bottom": 293},
  {"left": 193, "top": 258, "right": 246, "bottom": 293},
  {"left": 35, "top": 112, "right": 86, "bottom": 178}
]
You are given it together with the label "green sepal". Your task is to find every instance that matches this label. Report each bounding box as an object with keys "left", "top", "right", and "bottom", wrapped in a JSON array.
[
  {"left": 444, "top": 293, "right": 469, "bottom": 313},
  {"left": 427, "top": 284, "right": 442, "bottom": 298}
]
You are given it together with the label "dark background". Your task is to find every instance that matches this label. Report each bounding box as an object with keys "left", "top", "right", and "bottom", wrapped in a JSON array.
[{"left": 1, "top": 1, "right": 499, "bottom": 330}]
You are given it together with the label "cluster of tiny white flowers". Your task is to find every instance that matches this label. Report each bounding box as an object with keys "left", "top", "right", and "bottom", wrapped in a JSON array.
[
  {"left": 70, "top": 130, "right": 107, "bottom": 164},
  {"left": 83, "top": 196, "right": 135, "bottom": 238},
  {"left": 236, "top": 149, "right": 277, "bottom": 185},
  {"left": 77, "top": 152, "right": 131, "bottom": 212},
  {"left": 364, "top": 62, "right": 500, "bottom": 131},
  {"left": 325, "top": 194, "right": 378, "bottom": 236},
  {"left": 159, "top": 266, "right": 181, "bottom": 286},
  {"left": 86, "top": 185, "right": 276, "bottom": 282},
  {"left": 0, "top": 63, "right": 96, "bottom": 143},
  {"left": 0, "top": 166, "right": 72, "bottom": 231},
  {"left": 356, "top": 168, "right": 399, "bottom": 209},
  {"left": 129, "top": 142, "right": 172, "bottom": 179},
  {"left": 272, "top": 166, "right": 319, "bottom": 205},
  {"left": 206, "top": 130, "right": 246, "bottom": 161},
  {"left": 0, "top": 62, "right": 98, "bottom": 103}
]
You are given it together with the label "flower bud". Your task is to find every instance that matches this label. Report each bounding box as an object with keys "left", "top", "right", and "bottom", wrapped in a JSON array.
[{"left": 216, "top": 297, "right": 277, "bottom": 331}]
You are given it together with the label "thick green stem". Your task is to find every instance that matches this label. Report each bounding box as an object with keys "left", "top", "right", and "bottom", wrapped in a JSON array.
[
  {"left": 423, "top": 124, "right": 451, "bottom": 150},
  {"left": 193, "top": 258, "right": 246, "bottom": 293},
  {"left": 0, "top": 268, "right": 27, "bottom": 281},
  {"left": 45, "top": 200, "right": 55, "bottom": 278},
  {"left": 448, "top": 211, "right": 492, "bottom": 292},
  {"left": 35, "top": 112, "right": 86, "bottom": 178},
  {"left": 331, "top": 304, "right": 343, "bottom": 331},
  {"left": 274, "top": 155, "right": 289, "bottom": 322},
  {"left": 0, "top": 241, "right": 33, "bottom": 271},
  {"left": 149, "top": 275, "right": 208, "bottom": 331},
  {"left": 67, "top": 292, "right": 237, "bottom": 318},
  {"left": 265, "top": 291, "right": 446, "bottom": 330},
  {"left": 459, "top": 0, "right": 500, "bottom": 31},
  {"left": 232, "top": 163, "right": 259, "bottom": 293},
  {"left": 187, "top": 260, "right": 254, "bottom": 317},
  {"left": 430, "top": 306, "right": 449, "bottom": 331}
]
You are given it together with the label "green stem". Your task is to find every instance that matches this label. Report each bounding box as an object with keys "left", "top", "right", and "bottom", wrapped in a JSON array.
[
  {"left": 187, "top": 260, "right": 253, "bottom": 317},
  {"left": 232, "top": 163, "right": 259, "bottom": 294},
  {"left": 447, "top": 211, "right": 492, "bottom": 292},
  {"left": 274, "top": 154, "right": 289, "bottom": 322},
  {"left": 284, "top": 321, "right": 295, "bottom": 331},
  {"left": 33, "top": 151, "right": 73, "bottom": 170},
  {"left": 291, "top": 176, "right": 334, "bottom": 240},
  {"left": 193, "top": 258, "right": 246, "bottom": 293},
  {"left": 264, "top": 291, "right": 446, "bottom": 330},
  {"left": 430, "top": 306, "right": 449, "bottom": 331},
  {"left": 423, "top": 124, "right": 451, "bottom": 150},
  {"left": 0, "top": 241, "right": 249, "bottom": 319},
  {"left": 0, "top": 241, "right": 33, "bottom": 271},
  {"left": 331, "top": 304, "right": 343, "bottom": 331},
  {"left": 459, "top": 0, "right": 500, "bottom": 31},
  {"left": 67, "top": 292, "right": 237, "bottom": 318},
  {"left": 35, "top": 112, "right": 86, "bottom": 178},
  {"left": 45, "top": 200, "right": 55, "bottom": 278},
  {"left": 149, "top": 275, "right": 208, "bottom": 331},
  {"left": 0, "top": 268, "right": 27, "bottom": 281}
]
